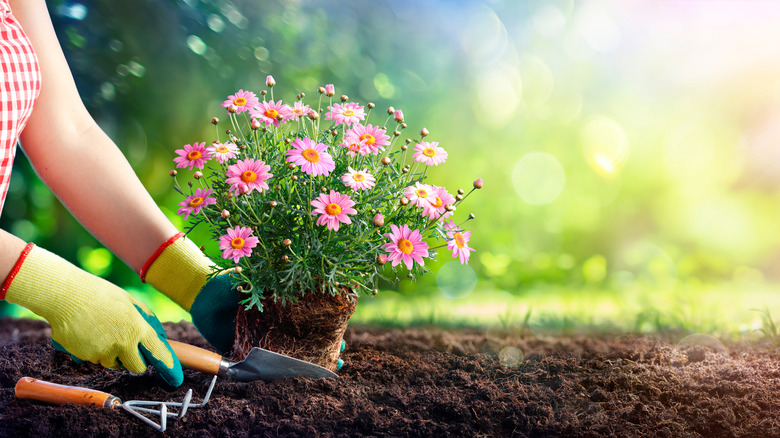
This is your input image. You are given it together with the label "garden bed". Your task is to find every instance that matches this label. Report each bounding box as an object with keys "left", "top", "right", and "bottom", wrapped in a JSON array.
[{"left": 1, "top": 317, "right": 779, "bottom": 437}]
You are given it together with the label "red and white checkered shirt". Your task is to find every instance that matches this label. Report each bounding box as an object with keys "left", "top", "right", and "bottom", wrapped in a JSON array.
[{"left": 0, "top": 0, "right": 41, "bottom": 215}]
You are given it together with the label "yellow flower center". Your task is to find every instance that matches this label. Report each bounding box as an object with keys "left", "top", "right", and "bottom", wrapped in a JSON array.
[
  {"left": 453, "top": 232, "right": 465, "bottom": 249},
  {"left": 423, "top": 148, "right": 437, "bottom": 157},
  {"left": 432, "top": 197, "right": 443, "bottom": 208},
  {"left": 187, "top": 150, "right": 202, "bottom": 161},
  {"left": 189, "top": 197, "right": 204, "bottom": 208},
  {"left": 352, "top": 173, "right": 365, "bottom": 182},
  {"left": 234, "top": 97, "right": 247, "bottom": 106},
  {"left": 293, "top": 109, "right": 303, "bottom": 115},
  {"left": 343, "top": 109, "right": 354, "bottom": 117},
  {"left": 241, "top": 170, "right": 258, "bottom": 183},
  {"left": 230, "top": 237, "right": 245, "bottom": 249},
  {"left": 302, "top": 148, "right": 321, "bottom": 163},
  {"left": 265, "top": 108, "right": 279, "bottom": 119},
  {"left": 348, "top": 143, "right": 361, "bottom": 152},
  {"left": 415, "top": 188, "right": 428, "bottom": 198},
  {"left": 325, "top": 203, "right": 342, "bottom": 216},
  {"left": 216, "top": 145, "right": 229, "bottom": 153},
  {"left": 397, "top": 238, "right": 414, "bottom": 255},
  {"left": 359, "top": 133, "right": 376, "bottom": 145}
]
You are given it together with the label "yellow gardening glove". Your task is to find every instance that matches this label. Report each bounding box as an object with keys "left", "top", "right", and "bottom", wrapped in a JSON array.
[
  {"left": 2, "top": 244, "right": 183, "bottom": 386},
  {"left": 143, "top": 233, "right": 241, "bottom": 353}
]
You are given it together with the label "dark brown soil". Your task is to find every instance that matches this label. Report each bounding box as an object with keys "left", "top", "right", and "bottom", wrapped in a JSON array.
[{"left": 2, "top": 318, "right": 780, "bottom": 437}]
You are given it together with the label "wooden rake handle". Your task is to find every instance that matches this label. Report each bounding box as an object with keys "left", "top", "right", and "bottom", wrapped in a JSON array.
[{"left": 15, "top": 377, "right": 121, "bottom": 409}]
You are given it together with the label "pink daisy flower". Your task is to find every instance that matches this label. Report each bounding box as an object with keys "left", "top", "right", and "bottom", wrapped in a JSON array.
[
  {"left": 445, "top": 221, "right": 475, "bottom": 264},
  {"left": 341, "top": 167, "right": 376, "bottom": 191},
  {"left": 404, "top": 183, "right": 437, "bottom": 208},
  {"left": 221, "top": 90, "right": 259, "bottom": 114},
  {"left": 177, "top": 188, "right": 217, "bottom": 221},
  {"left": 382, "top": 224, "right": 429, "bottom": 270},
  {"left": 250, "top": 100, "right": 290, "bottom": 127},
  {"left": 346, "top": 124, "right": 390, "bottom": 155},
  {"left": 339, "top": 134, "right": 369, "bottom": 157},
  {"left": 206, "top": 142, "right": 239, "bottom": 163},
  {"left": 286, "top": 138, "right": 336, "bottom": 177},
  {"left": 310, "top": 190, "right": 357, "bottom": 231},
  {"left": 174, "top": 142, "right": 211, "bottom": 170},
  {"left": 413, "top": 141, "right": 448, "bottom": 166},
  {"left": 288, "top": 101, "right": 311, "bottom": 121},
  {"left": 422, "top": 185, "right": 456, "bottom": 221},
  {"left": 225, "top": 158, "right": 273, "bottom": 195},
  {"left": 325, "top": 102, "right": 366, "bottom": 126},
  {"left": 219, "top": 226, "right": 260, "bottom": 263}
]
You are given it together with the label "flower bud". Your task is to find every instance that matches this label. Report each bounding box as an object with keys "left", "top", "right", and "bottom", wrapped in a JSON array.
[
  {"left": 469, "top": 213, "right": 476, "bottom": 219},
  {"left": 401, "top": 123, "right": 407, "bottom": 129},
  {"left": 221, "top": 209, "right": 230, "bottom": 218},
  {"left": 269, "top": 200, "right": 278, "bottom": 207},
  {"left": 291, "top": 175, "right": 298, "bottom": 181},
  {"left": 394, "top": 110, "right": 404, "bottom": 122},
  {"left": 420, "top": 128, "right": 429, "bottom": 137},
  {"left": 299, "top": 92, "right": 306, "bottom": 99},
  {"left": 187, "top": 181, "right": 193, "bottom": 187},
  {"left": 372, "top": 213, "right": 384, "bottom": 227},
  {"left": 473, "top": 178, "right": 483, "bottom": 189},
  {"left": 275, "top": 185, "right": 281, "bottom": 190},
  {"left": 308, "top": 111, "right": 319, "bottom": 120},
  {"left": 340, "top": 95, "right": 348, "bottom": 102},
  {"left": 405, "top": 138, "right": 412, "bottom": 144},
  {"left": 200, "top": 245, "right": 206, "bottom": 251},
  {"left": 225, "top": 129, "right": 231, "bottom": 135},
  {"left": 251, "top": 119, "right": 262, "bottom": 130},
  {"left": 381, "top": 157, "right": 391, "bottom": 166},
  {"left": 445, "top": 204, "right": 455, "bottom": 212},
  {"left": 211, "top": 117, "right": 219, "bottom": 125},
  {"left": 266, "top": 75, "right": 276, "bottom": 87},
  {"left": 377, "top": 254, "right": 387, "bottom": 265},
  {"left": 234, "top": 266, "right": 243, "bottom": 274},
  {"left": 318, "top": 86, "right": 326, "bottom": 94},
  {"left": 283, "top": 255, "right": 290, "bottom": 262},
  {"left": 367, "top": 102, "right": 375, "bottom": 109},
  {"left": 288, "top": 163, "right": 296, "bottom": 169},
  {"left": 393, "top": 130, "right": 401, "bottom": 137},
  {"left": 260, "top": 90, "right": 267, "bottom": 95},
  {"left": 387, "top": 106, "right": 395, "bottom": 115},
  {"left": 401, "top": 144, "right": 408, "bottom": 151},
  {"left": 239, "top": 185, "right": 249, "bottom": 195},
  {"left": 325, "top": 84, "right": 335, "bottom": 96},
  {"left": 372, "top": 289, "right": 379, "bottom": 296},
  {"left": 228, "top": 105, "right": 237, "bottom": 114},
  {"left": 321, "top": 187, "right": 328, "bottom": 193},
  {"left": 169, "top": 170, "right": 177, "bottom": 177},
  {"left": 283, "top": 238, "right": 292, "bottom": 246},
  {"left": 400, "top": 198, "right": 409, "bottom": 206},
  {"left": 193, "top": 171, "right": 203, "bottom": 179},
  {"left": 457, "top": 189, "right": 465, "bottom": 195},
  {"left": 455, "top": 194, "right": 463, "bottom": 201}
]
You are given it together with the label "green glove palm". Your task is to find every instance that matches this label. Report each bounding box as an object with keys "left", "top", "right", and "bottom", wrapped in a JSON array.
[
  {"left": 143, "top": 234, "right": 240, "bottom": 353},
  {"left": 2, "top": 244, "right": 183, "bottom": 387}
]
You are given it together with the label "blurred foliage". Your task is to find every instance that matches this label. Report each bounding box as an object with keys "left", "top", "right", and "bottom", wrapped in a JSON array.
[{"left": 5, "top": 0, "right": 780, "bottom": 323}]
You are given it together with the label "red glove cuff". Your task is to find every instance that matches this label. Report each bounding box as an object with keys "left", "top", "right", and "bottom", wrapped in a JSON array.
[
  {"left": 0, "top": 242, "right": 35, "bottom": 300},
  {"left": 139, "top": 232, "right": 185, "bottom": 283}
]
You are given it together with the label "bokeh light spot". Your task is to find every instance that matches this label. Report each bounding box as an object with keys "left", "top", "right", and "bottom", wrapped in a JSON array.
[
  {"left": 437, "top": 261, "right": 478, "bottom": 300},
  {"left": 498, "top": 346, "right": 524, "bottom": 368},
  {"left": 512, "top": 152, "right": 566, "bottom": 205},
  {"left": 581, "top": 118, "right": 629, "bottom": 176}
]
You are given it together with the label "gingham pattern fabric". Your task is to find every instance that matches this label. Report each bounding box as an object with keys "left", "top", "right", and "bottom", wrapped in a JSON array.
[{"left": 0, "top": 0, "right": 41, "bottom": 215}]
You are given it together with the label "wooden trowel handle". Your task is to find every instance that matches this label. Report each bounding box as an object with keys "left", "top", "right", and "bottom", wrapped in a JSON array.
[
  {"left": 168, "top": 340, "right": 227, "bottom": 376},
  {"left": 15, "top": 377, "right": 120, "bottom": 408}
]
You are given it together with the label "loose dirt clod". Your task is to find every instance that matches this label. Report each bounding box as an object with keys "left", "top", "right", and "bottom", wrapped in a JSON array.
[{"left": 2, "top": 318, "right": 780, "bottom": 437}]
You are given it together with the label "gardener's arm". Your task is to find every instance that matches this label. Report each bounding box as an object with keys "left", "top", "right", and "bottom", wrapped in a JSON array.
[
  {"left": 10, "top": 0, "right": 178, "bottom": 272},
  {"left": 9, "top": 0, "right": 241, "bottom": 353}
]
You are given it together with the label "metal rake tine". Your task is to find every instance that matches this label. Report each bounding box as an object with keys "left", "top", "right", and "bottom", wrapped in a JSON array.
[{"left": 121, "top": 401, "right": 167, "bottom": 433}]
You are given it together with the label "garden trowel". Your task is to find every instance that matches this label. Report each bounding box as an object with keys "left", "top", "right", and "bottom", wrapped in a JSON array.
[{"left": 169, "top": 340, "right": 337, "bottom": 382}]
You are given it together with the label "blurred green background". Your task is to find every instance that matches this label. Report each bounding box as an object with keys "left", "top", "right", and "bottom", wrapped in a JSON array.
[{"left": 4, "top": 0, "right": 780, "bottom": 336}]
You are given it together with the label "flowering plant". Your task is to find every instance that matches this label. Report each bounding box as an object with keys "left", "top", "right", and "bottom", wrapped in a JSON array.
[{"left": 171, "top": 77, "right": 481, "bottom": 311}]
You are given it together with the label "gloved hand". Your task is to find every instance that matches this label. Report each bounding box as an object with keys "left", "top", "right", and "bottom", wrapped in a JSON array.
[
  {"left": 1, "top": 244, "right": 183, "bottom": 386},
  {"left": 142, "top": 233, "right": 241, "bottom": 354},
  {"left": 143, "top": 233, "right": 347, "bottom": 369}
]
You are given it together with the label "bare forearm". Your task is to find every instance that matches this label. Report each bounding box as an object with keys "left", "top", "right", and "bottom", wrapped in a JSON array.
[
  {"left": 22, "top": 122, "right": 177, "bottom": 272},
  {"left": 0, "top": 230, "right": 28, "bottom": 284}
]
